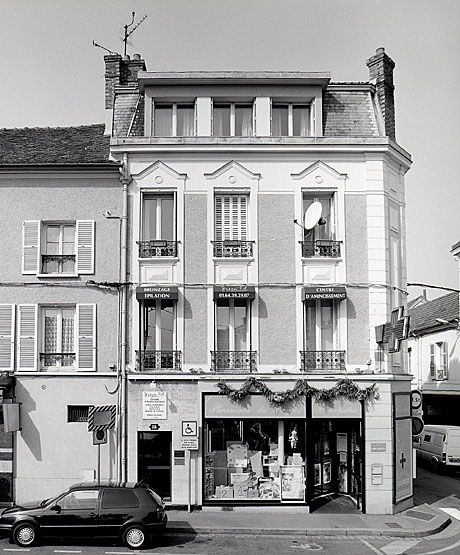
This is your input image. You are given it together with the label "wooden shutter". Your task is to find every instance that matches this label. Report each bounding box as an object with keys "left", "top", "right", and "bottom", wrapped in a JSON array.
[
  {"left": 441, "top": 342, "right": 448, "bottom": 379},
  {"left": 223, "top": 196, "right": 231, "bottom": 239},
  {"left": 430, "top": 344, "right": 435, "bottom": 379},
  {"left": 77, "top": 304, "right": 96, "bottom": 371},
  {"left": 76, "top": 220, "right": 95, "bottom": 274},
  {"left": 17, "top": 305, "right": 38, "bottom": 371},
  {"left": 22, "top": 220, "right": 40, "bottom": 274},
  {"left": 0, "top": 304, "right": 15, "bottom": 371},
  {"left": 215, "top": 194, "right": 248, "bottom": 241},
  {"left": 239, "top": 195, "right": 248, "bottom": 240},
  {"left": 215, "top": 195, "right": 223, "bottom": 241}
]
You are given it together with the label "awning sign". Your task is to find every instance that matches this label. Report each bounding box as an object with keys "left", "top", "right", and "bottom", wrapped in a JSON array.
[
  {"left": 304, "top": 286, "right": 346, "bottom": 301},
  {"left": 214, "top": 285, "right": 255, "bottom": 300},
  {"left": 136, "top": 286, "right": 178, "bottom": 300}
]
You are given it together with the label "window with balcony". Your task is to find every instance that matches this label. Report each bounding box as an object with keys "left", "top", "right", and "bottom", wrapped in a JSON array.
[
  {"left": 272, "top": 103, "right": 310, "bottom": 136},
  {"left": 301, "top": 194, "right": 340, "bottom": 258},
  {"left": 213, "top": 194, "right": 253, "bottom": 257},
  {"left": 430, "top": 341, "right": 448, "bottom": 380},
  {"left": 213, "top": 103, "right": 253, "bottom": 136},
  {"left": 212, "top": 299, "right": 255, "bottom": 372},
  {"left": 138, "top": 299, "right": 180, "bottom": 371},
  {"left": 153, "top": 103, "right": 195, "bottom": 136},
  {"left": 41, "top": 306, "right": 76, "bottom": 369},
  {"left": 302, "top": 299, "right": 344, "bottom": 372},
  {"left": 139, "top": 193, "right": 177, "bottom": 257}
]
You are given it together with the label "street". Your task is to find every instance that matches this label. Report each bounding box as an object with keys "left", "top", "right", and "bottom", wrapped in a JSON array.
[{"left": 0, "top": 466, "right": 458, "bottom": 554}]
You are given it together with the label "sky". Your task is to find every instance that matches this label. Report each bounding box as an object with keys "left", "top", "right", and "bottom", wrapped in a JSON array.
[{"left": 2, "top": 0, "right": 459, "bottom": 300}]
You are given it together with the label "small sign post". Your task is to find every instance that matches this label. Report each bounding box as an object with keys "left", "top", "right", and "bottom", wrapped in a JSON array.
[
  {"left": 87, "top": 405, "right": 116, "bottom": 484},
  {"left": 182, "top": 421, "right": 199, "bottom": 513}
]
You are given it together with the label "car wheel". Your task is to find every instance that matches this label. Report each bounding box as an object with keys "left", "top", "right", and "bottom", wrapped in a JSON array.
[
  {"left": 122, "top": 525, "right": 148, "bottom": 550},
  {"left": 13, "top": 523, "right": 38, "bottom": 547}
]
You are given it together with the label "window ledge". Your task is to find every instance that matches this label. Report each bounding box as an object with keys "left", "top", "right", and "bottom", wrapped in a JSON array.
[
  {"left": 36, "top": 274, "right": 79, "bottom": 278},
  {"left": 138, "top": 257, "right": 179, "bottom": 263},
  {"left": 213, "top": 257, "right": 254, "bottom": 262},
  {"left": 301, "top": 257, "right": 342, "bottom": 263}
]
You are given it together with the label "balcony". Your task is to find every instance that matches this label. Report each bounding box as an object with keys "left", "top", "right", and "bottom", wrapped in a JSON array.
[
  {"left": 39, "top": 353, "right": 76, "bottom": 368},
  {"left": 136, "top": 350, "right": 182, "bottom": 372},
  {"left": 300, "top": 240, "right": 341, "bottom": 258},
  {"left": 212, "top": 240, "right": 254, "bottom": 258},
  {"left": 211, "top": 350, "right": 257, "bottom": 372},
  {"left": 137, "top": 240, "right": 178, "bottom": 258},
  {"left": 300, "top": 350, "right": 346, "bottom": 373},
  {"left": 41, "top": 254, "right": 76, "bottom": 274}
]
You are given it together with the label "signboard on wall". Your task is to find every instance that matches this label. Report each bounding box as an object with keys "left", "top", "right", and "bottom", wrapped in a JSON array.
[
  {"left": 213, "top": 285, "right": 256, "bottom": 300},
  {"left": 394, "top": 418, "right": 413, "bottom": 503},
  {"left": 205, "top": 394, "right": 306, "bottom": 419},
  {"left": 304, "top": 286, "right": 347, "bottom": 301},
  {"left": 142, "top": 391, "right": 167, "bottom": 420},
  {"left": 136, "top": 286, "right": 178, "bottom": 300},
  {"left": 311, "top": 398, "right": 362, "bottom": 419}
]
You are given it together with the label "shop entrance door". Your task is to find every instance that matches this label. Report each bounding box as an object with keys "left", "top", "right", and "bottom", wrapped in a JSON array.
[
  {"left": 308, "top": 420, "right": 363, "bottom": 512},
  {"left": 137, "top": 432, "right": 172, "bottom": 501}
]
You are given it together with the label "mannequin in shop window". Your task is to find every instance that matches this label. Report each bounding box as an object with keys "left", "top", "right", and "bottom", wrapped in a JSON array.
[
  {"left": 249, "top": 423, "right": 270, "bottom": 454},
  {"left": 289, "top": 424, "right": 298, "bottom": 450}
]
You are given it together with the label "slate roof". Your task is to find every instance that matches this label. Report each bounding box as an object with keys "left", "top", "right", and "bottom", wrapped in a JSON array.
[
  {"left": 323, "top": 89, "right": 380, "bottom": 137},
  {"left": 0, "top": 124, "right": 114, "bottom": 165},
  {"left": 408, "top": 291, "right": 459, "bottom": 334}
]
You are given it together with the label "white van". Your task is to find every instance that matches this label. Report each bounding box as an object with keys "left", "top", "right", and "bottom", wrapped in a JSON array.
[{"left": 416, "top": 425, "right": 460, "bottom": 472}]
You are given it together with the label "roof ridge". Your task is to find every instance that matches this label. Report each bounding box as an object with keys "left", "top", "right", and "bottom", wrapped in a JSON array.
[{"left": 0, "top": 123, "right": 105, "bottom": 131}]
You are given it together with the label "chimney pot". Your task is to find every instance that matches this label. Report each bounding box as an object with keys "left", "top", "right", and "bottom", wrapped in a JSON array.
[
  {"left": 366, "top": 47, "right": 396, "bottom": 141},
  {"left": 133, "top": 53, "right": 141, "bottom": 60},
  {"left": 123, "top": 54, "right": 130, "bottom": 61},
  {"left": 376, "top": 47, "right": 385, "bottom": 55}
]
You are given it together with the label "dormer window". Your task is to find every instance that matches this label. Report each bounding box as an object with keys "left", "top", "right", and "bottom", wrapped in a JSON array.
[
  {"left": 272, "top": 103, "right": 310, "bottom": 136},
  {"left": 153, "top": 103, "right": 195, "bottom": 137},
  {"left": 213, "top": 103, "right": 253, "bottom": 137}
]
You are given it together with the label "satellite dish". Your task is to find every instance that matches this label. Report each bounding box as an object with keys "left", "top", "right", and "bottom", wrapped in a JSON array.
[{"left": 304, "top": 201, "right": 323, "bottom": 230}]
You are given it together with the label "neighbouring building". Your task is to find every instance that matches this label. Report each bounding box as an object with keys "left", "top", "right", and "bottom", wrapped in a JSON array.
[
  {"left": 106, "top": 47, "right": 412, "bottom": 514},
  {"left": 408, "top": 243, "right": 460, "bottom": 426}
]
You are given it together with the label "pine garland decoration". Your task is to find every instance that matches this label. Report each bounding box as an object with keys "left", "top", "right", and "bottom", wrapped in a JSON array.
[{"left": 216, "top": 377, "right": 377, "bottom": 405}]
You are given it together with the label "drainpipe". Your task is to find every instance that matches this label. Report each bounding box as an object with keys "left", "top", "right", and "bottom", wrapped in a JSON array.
[{"left": 119, "top": 153, "right": 131, "bottom": 483}]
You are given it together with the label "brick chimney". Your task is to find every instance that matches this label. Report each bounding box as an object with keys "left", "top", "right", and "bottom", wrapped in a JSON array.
[
  {"left": 104, "top": 53, "right": 146, "bottom": 109},
  {"left": 366, "top": 47, "right": 396, "bottom": 141}
]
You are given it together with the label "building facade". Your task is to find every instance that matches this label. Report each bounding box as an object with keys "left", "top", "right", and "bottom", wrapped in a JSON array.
[{"left": 106, "top": 48, "right": 412, "bottom": 514}]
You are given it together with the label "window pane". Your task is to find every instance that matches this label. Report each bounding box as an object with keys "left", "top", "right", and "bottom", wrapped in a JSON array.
[
  {"left": 235, "top": 105, "right": 253, "bottom": 136},
  {"left": 102, "top": 489, "right": 139, "bottom": 509},
  {"left": 142, "top": 197, "right": 157, "bottom": 240},
  {"left": 176, "top": 105, "right": 194, "bottom": 136},
  {"left": 305, "top": 301, "right": 316, "bottom": 351},
  {"left": 145, "top": 305, "right": 156, "bottom": 350},
  {"left": 45, "top": 225, "right": 60, "bottom": 255},
  {"left": 160, "top": 301, "right": 174, "bottom": 350},
  {"left": 154, "top": 105, "right": 173, "bottom": 136},
  {"left": 213, "top": 105, "right": 230, "bottom": 136},
  {"left": 272, "top": 105, "right": 288, "bottom": 136},
  {"left": 234, "top": 304, "right": 247, "bottom": 350},
  {"left": 293, "top": 105, "right": 310, "bottom": 136},
  {"left": 60, "top": 490, "right": 98, "bottom": 510},
  {"left": 62, "top": 225, "right": 75, "bottom": 255},
  {"left": 160, "top": 196, "right": 174, "bottom": 240},
  {"left": 44, "top": 309, "right": 58, "bottom": 353},
  {"left": 317, "top": 197, "right": 331, "bottom": 240},
  {"left": 320, "top": 300, "right": 334, "bottom": 350},
  {"left": 216, "top": 304, "right": 230, "bottom": 350},
  {"left": 61, "top": 309, "right": 75, "bottom": 354}
]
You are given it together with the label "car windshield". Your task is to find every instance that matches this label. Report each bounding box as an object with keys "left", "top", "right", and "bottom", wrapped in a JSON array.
[{"left": 41, "top": 492, "right": 64, "bottom": 507}]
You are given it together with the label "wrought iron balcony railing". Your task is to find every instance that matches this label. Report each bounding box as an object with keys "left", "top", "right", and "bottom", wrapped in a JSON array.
[
  {"left": 41, "top": 254, "right": 76, "bottom": 274},
  {"left": 300, "top": 350, "right": 346, "bottom": 373},
  {"left": 211, "top": 350, "right": 257, "bottom": 372},
  {"left": 40, "top": 353, "right": 76, "bottom": 367},
  {"left": 212, "top": 240, "right": 254, "bottom": 258},
  {"left": 136, "top": 350, "right": 182, "bottom": 372},
  {"left": 300, "top": 240, "right": 341, "bottom": 258},
  {"left": 137, "top": 240, "right": 178, "bottom": 258}
]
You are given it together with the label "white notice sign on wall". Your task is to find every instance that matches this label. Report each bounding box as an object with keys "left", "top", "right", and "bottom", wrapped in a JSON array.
[{"left": 142, "top": 391, "right": 167, "bottom": 420}]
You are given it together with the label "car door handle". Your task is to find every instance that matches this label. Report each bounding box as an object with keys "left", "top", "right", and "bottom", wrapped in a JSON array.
[{"left": 89, "top": 512, "right": 97, "bottom": 517}]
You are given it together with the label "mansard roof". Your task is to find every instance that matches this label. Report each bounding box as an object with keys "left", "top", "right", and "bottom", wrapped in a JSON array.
[{"left": 0, "top": 124, "right": 114, "bottom": 166}]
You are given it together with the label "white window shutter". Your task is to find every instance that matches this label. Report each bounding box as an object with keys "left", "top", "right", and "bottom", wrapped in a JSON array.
[
  {"left": 223, "top": 196, "right": 231, "bottom": 240},
  {"left": 22, "top": 220, "right": 40, "bottom": 274},
  {"left": 215, "top": 196, "right": 223, "bottom": 241},
  {"left": 0, "top": 304, "right": 15, "bottom": 371},
  {"left": 77, "top": 304, "right": 96, "bottom": 371},
  {"left": 430, "top": 344, "right": 435, "bottom": 379},
  {"left": 76, "top": 220, "right": 95, "bottom": 274},
  {"left": 17, "top": 305, "right": 38, "bottom": 371},
  {"left": 240, "top": 196, "right": 248, "bottom": 240}
]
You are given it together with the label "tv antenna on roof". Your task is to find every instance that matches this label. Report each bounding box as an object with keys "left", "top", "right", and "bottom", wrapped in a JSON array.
[{"left": 123, "top": 11, "right": 147, "bottom": 56}]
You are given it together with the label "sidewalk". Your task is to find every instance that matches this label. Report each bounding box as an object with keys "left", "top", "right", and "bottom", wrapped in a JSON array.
[{"left": 165, "top": 503, "right": 452, "bottom": 538}]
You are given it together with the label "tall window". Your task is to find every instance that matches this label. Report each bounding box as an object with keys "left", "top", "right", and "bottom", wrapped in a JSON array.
[
  {"left": 215, "top": 195, "right": 248, "bottom": 241},
  {"left": 213, "top": 103, "right": 253, "bottom": 136},
  {"left": 42, "top": 306, "right": 76, "bottom": 368},
  {"left": 42, "top": 223, "right": 76, "bottom": 274},
  {"left": 216, "top": 299, "right": 249, "bottom": 352},
  {"left": 303, "top": 194, "right": 334, "bottom": 242},
  {"left": 153, "top": 103, "right": 194, "bottom": 136},
  {"left": 430, "top": 342, "right": 448, "bottom": 380},
  {"left": 272, "top": 103, "right": 310, "bottom": 136},
  {"left": 304, "top": 300, "right": 335, "bottom": 351},
  {"left": 142, "top": 300, "right": 175, "bottom": 352},
  {"left": 142, "top": 194, "right": 175, "bottom": 241}
]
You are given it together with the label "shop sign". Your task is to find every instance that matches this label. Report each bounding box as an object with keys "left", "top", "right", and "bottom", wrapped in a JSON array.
[
  {"left": 213, "top": 285, "right": 256, "bottom": 300},
  {"left": 205, "top": 394, "right": 306, "bottom": 419},
  {"left": 304, "top": 286, "right": 347, "bottom": 301},
  {"left": 142, "top": 391, "right": 167, "bottom": 420},
  {"left": 311, "top": 398, "right": 362, "bottom": 419},
  {"left": 136, "top": 286, "right": 178, "bottom": 300},
  {"left": 395, "top": 418, "right": 413, "bottom": 502},
  {"left": 371, "top": 442, "right": 387, "bottom": 453},
  {"left": 181, "top": 437, "right": 199, "bottom": 450}
]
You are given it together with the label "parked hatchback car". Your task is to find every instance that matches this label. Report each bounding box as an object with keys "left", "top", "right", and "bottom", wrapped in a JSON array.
[{"left": 0, "top": 482, "right": 167, "bottom": 549}]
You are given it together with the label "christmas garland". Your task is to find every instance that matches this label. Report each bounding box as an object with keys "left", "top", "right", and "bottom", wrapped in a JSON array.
[{"left": 216, "top": 377, "right": 377, "bottom": 405}]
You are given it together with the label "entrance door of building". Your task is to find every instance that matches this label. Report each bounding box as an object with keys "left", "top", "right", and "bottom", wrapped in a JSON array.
[
  {"left": 308, "top": 420, "right": 363, "bottom": 512},
  {"left": 137, "top": 432, "right": 172, "bottom": 501}
]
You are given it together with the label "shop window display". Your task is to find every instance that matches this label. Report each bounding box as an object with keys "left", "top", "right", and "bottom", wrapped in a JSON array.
[{"left": 205, "top": 419, "right": 306, "bottom": 502}]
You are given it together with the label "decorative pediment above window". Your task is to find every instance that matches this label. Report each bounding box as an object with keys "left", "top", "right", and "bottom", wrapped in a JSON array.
[
  {"left": 291, "top": 160, "right": 347, "bottom": 188},
  {"left": 133, "top": 160, "right": 187, "bottom": 187},
  {"left": 204, "top": 160, "right": 260, "bottom": 189}
]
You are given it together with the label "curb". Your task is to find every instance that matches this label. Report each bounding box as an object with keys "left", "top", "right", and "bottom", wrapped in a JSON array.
[{"left": 165, "top": 517, "right": 451, "bottom": 538}]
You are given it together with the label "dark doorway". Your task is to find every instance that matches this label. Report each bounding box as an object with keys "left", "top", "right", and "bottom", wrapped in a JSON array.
[
  {"left": 308, "top": 420, "right": 363, "bottom": 512},
  {"left": 137, "top": 432, "right": 172, "bottom": 500}
]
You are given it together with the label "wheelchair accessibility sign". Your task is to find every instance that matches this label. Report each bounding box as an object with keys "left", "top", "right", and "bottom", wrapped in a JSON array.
[{"left": 182, "top": 421, "right": 198, "bottom": 437}]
